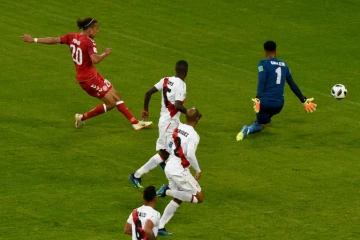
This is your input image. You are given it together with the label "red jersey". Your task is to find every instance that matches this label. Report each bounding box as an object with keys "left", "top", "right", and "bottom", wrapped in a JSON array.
[{"left": 60, "top": 33, "right": 98, "bottom": 82}]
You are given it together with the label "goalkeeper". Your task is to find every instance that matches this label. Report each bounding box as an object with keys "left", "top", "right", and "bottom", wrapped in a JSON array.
[{"left": 236, "top": 41, "right": 317, "bottom": 141}]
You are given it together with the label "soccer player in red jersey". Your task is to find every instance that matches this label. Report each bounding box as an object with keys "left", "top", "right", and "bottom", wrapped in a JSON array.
[{"left": 21, "top": 18, "right": 152, "bottom": 130}]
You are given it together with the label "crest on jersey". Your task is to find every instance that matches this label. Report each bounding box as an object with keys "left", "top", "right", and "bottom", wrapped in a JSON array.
[
  {"left": 103, "top": 85, "right": 108, "bottom": 91},
  {"left": 258, "top": 66, "right": 264, "bottom": 72}
]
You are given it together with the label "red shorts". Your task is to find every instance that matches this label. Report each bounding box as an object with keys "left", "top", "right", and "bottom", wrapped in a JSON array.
[{"left": 79, "top": 74, "right": 113, "bottom": 99}]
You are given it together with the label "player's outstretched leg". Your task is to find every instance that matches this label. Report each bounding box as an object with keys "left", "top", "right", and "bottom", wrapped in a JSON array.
[
  {"left": 158, "top": 199, "right": 180, "bottom": 236},
  {"left": 75, "top": 104, "right": 107, "bottom": 128},
  {"left": 129, "top": 174, "right": 143, "bottom": 188},
  {"left": 158, "top": 184, "right": 204, "bottom": 204},
  {"left": 236, "top": 123, "right": 264, "bottom": 141},
  {"left": 248, "top": 122, "right": 264, "bottom": 134},
  {"left": 113, "top": 94, "right": 152, "bottom": 130},
  {"left": 130, "top": 152, "right": 167, "bottom": 188}
]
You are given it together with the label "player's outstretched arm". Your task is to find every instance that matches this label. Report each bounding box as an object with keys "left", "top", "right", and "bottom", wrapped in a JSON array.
[
  {"left": 21, "top": 34, "right": 61, "bottom": 44},
  {"left": 175, "top": 101, "right": 187, "bottom": 114},
  {"left": 123, "top": 222, "right": 132, "bottom": 235},
  {"left": 144, "top": 220, "right": 157, "bottom": 240},
  {"left": 142, "top": 87, "right": 159, "bottom": 119},
  {"left": 90, "top": 48, "right": 111, "bottom": 64},
  {"left": 285, "top": 69, "right": 317, "bottom": 112}
]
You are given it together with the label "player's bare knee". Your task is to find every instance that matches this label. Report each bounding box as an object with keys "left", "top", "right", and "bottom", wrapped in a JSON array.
[{"left": 106, "top": 101, "right": 116, "bottom": 110}]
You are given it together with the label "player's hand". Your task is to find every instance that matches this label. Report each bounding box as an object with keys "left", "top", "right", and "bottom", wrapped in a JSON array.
[
  {"left": 251, "top": 98, "right": 260, "bottom": 113},
  {"left": 141, "top": 110, "right": 149, "bottom": 120},
  {"left": 21, "top": 34, "right": 34, "bottom": 43},
  {"left": 195, "top": 172, "right": 201, "bottom": 180},
  {"left": 103, "top": 48, "right": 112, "bottom": 55},
  {"left": 303, "top": 97, "right": 317, "bottom": 113}
]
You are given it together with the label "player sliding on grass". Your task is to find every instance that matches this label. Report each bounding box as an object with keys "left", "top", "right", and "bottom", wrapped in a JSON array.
[
  {"left": 236, "top": 41, "right": 317, "bottom": 141},
  {"left": 21, "top": 18, "right": 152, "bottom": 130},
  {"left": 156, "top": 108, "right": 204, "bottom": 236},
  {"left": 124, "top": 186, "right": 160, "bottom": 240},
  {"left": 129, "top": 61, "right": 188, "bottom": 188}
]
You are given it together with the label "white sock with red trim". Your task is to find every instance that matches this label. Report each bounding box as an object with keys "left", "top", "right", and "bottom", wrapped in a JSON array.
[
  {"left": 159, "top": 200, "right": 179, "bottom": 229},
  {"left": 166, "top": 190, "right": 198, "bottom": 203},
  {"left": 134, "top": 154, "right": 163, "bottom": 178}
]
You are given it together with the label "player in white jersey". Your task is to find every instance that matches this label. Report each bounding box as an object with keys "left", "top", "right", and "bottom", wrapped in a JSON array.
[
  {"left": 156, "top": 108, "right": 204, "bottom": 236},
  {"left": 129, "top": 61, "right": 188, "bottom": 188},
  {"left": 124, "top": 186, "right": 161, "bottom": 240}
]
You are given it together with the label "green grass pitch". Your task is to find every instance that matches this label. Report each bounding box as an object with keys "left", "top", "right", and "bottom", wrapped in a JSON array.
[{"left": 1, "top": 0, "right": 360, "bottom": 239}]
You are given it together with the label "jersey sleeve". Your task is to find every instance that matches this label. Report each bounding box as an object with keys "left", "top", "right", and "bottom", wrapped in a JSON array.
[
  {"left": 87, "top": 39, "right": 98, "bottom": 56},
  {"left": 127, "top": 213, "right": 133, "bottom": 224},
  {"left": 175, "top": 83, "right": 186, "bottom": 101},
  {"left": 187, "top": 137, "right": 201, "bottom": 173},
  {"left": 154, "top": 78, "right": 164, "bottom": 91},
  {"left": 256, "top": 61, "right": 267, "bottom": 98},
  {"left": 285, "top": 67, "right": 305, "bottom": 102},
  {"left": 149, "top": 211, "right": 160, "bottom": 226},
  {"left": 60, "top": 34, "right": 72, "bottom": 45}
]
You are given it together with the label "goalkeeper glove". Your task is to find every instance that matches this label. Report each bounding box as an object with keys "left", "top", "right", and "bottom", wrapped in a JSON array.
[
  {"left": 251, "top": 98, "right": 260, "bottom": 113},
  {"left": 303, "top": 97, "right": 317, "bottom": 113}
]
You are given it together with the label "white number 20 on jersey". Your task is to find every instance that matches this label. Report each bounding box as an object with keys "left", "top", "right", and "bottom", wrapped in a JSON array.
[{"left": 69, "top": 44, "right": 83, "bottom": 65}]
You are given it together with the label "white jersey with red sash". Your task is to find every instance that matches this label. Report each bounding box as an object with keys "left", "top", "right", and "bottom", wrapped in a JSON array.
[
  {"left": 154, "top": 76, "right": 187, "bottom": 124},
  {"left": 166, "top": 123, "right": 200, "bottom": 175},
  {"left": 127, "top": 206, "right": 160, "bottom": 240}
]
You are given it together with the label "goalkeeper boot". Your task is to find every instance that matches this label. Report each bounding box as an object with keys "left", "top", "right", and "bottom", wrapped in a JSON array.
[
  {"left": 129, "top": 174, "right": 143, "bottom": 188},
  {"left": 236, "top": 125, "right": 249, "bottom": 141}
]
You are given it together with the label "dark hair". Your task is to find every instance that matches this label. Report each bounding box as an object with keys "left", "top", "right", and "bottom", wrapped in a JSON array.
[
  {"left": 264, "top": 41, "right": 277, "bottom": 52},
  {"left": 175, "top": 60, "right": 188, "bottom": 74},
  {"left": 76, "top": 18, "right": 98, "bottom": 30},
  {"left": 143, "top": 186, "right": 157, "bottom": 202}
]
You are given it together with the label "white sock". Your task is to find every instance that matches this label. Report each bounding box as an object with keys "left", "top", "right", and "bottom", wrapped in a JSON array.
[
  {"left": 134, "top": 154, "right": 163, "bottom": 178},
  {"left": 166, "top": 190, "right": 198, "bottom": 203},
  {"left": 159, "top": 200, "right": 179, "bottom": 229}
]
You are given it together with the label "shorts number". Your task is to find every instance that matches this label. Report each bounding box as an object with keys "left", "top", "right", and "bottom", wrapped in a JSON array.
[
  {"left": 275, "top": 67, "right": 282, "bottom": 84},
  {"left": 70, "top": 44, "right": 83, "bottom": 65},
  {"left": 173, "top": 137, "right": 182, "bottom": 157},
  {"left": 104, "top": 79, "right": 112, "bottom": 88},
  {"left": 134, "top": 219, "right": 143, "bottom": 240}
]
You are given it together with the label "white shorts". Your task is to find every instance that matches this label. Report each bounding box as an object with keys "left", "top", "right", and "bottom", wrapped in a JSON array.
[
  {"left": 165, "top": 170, "right": 202, "bottom": 195},
  {"left": 156, "top": 121, "right": 178, "bottom": 152}
]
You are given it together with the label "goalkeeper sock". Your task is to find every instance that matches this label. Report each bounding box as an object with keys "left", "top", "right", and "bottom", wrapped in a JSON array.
[{"left": 248, "top": 123, "right": 264, "bottom": 134}]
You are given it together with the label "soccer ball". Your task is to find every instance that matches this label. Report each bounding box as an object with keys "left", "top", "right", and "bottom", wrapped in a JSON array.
[{"left": 331, "top": 84, "right": 347, "bottom": 100}]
